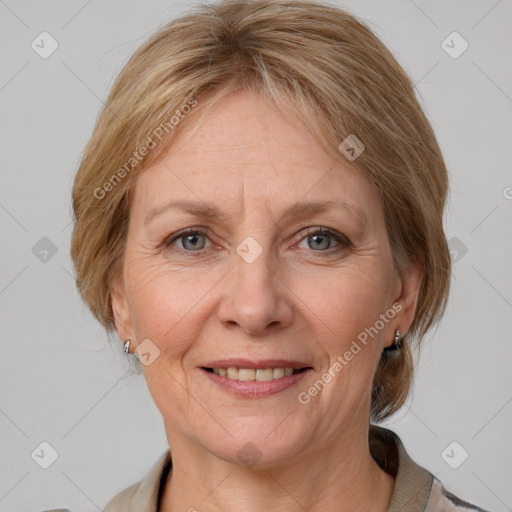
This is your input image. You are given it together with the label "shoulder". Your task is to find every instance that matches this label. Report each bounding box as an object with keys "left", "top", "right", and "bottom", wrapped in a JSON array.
[
  {"left": 425, "top": 477, "right": 493, "bottom": 512},
  {"left": 369, "top": 424, "right": 494, "bottom": 512},
  {"left": 103, "top": 449, "right": 172, "bottom": 512},
  {"left": 33, "top": 483, "right": 142, "bottom": 512},
  {"left": 103, "top": 482, "right": 140, "bottom": 511}
]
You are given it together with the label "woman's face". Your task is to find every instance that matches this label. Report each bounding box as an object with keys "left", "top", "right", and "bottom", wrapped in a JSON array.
[{"left": 112, "top": 90, "right": 421, "bottom": 467}]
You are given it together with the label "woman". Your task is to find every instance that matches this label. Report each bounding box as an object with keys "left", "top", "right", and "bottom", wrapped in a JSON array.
[{"left": 69, "top": 0, "right": 492, "bottom": 510}]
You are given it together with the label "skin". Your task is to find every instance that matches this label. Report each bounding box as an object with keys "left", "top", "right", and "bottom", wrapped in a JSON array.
[{"left": 111, "top": 89, "right": 423, "bottom": 511}]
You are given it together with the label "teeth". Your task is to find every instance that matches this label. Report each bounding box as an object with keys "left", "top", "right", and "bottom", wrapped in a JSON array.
[
  {"left": 227, "top": 367, "right": 239, "bottom": 379},
  {"left": 238, "top": 369, "right": 256, "bottom": 381},
  {"left": 212, "top": 367, "right": 299, "bottom": 381},
  {"left": 273, "top": 367, "right": 285, "bottom": 379},
  {"left": 256, "top": 368, "right": 274, "bottom": 381}
]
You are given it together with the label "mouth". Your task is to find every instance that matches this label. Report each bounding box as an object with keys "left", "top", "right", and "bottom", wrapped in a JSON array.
[
  {"left": 202, "top": 366, "right": 310, "bottom": 381},
  {"left": 199, "top": 359, "right": 314, "bottom": 398}
]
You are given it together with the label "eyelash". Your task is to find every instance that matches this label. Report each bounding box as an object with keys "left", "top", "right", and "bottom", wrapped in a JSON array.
[{"left": 163, "top": 227, "right": 352, "bottom": 256}]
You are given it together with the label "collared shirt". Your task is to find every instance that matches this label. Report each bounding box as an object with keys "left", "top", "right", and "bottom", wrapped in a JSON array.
[{"left": 99, "top": 425, "right": 491, "bottom": 512}]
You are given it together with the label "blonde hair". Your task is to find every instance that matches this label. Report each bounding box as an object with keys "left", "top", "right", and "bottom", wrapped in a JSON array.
[{"left": 70, "top": 0, "right": 451, "bottom": 421}]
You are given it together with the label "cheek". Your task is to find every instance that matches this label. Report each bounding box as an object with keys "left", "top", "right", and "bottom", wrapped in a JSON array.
[
  {"left": 293, "top": 265, "right": 393, "bottom": 415},
  {"left": 125, "top": 257, "right": 222, "bottom": 354},
  {"left": 296, "top": 263, "right": 392, "bottom": 347},
  {"left": 124, "top": 261, "right": 216, "bottom": 418},
  {"left": 294, "top": 270, "right": 390, "bottom": 417}
]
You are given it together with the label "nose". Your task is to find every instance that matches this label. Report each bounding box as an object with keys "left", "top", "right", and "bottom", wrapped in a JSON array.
[{"left": 217, "top": 243, "right": 294, "bottom": 337}]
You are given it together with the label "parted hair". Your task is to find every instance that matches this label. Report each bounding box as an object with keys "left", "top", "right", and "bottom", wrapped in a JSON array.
[{"left": 70, "top": 0, "right": 451, "bottom": 422}]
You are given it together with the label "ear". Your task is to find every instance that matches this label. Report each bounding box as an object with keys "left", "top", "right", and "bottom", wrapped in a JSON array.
[
  {"left": 110, "top": 277, "right": 134, "bottom": 343},
  {"left": 391, "top": 262, "right": 424, "bottom": 339}
]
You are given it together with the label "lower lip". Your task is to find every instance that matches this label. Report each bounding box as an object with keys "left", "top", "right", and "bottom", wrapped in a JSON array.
[{"left": 201, "top": 368, "right": 311, "bottom": 398}]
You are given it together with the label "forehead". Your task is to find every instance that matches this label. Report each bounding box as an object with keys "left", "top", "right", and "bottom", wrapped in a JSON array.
[{"left": 131, "top": 90, "right": 381, "bottom": 224}]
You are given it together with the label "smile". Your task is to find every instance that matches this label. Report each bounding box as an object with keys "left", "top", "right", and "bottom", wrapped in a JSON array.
[
  {"left": 204, "top": 367, "right": 308, "bottom": 381},
  {"left": 200, "top": 361, "right": 313, "bottom": 398}
]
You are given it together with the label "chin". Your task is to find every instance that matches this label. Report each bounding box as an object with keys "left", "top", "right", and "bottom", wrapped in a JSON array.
[{"left": 197, "top": 416, "right": 314, "bottom": 469}]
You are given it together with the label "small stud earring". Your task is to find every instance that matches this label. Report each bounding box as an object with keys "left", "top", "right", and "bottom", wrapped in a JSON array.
[
  {"left": 383, "top": 329, "right": 403, "bottom": 352},
  {"left": 123, "top": 339, "right": 131, "bottom": 354}
]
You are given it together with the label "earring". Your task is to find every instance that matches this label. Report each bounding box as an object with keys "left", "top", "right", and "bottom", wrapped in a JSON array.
[
  {"left": 123, "top": 339, "right": 131, "bottom": 354},
  {"left": 384, "top": 329, "right": 403, "bottom": 352}
]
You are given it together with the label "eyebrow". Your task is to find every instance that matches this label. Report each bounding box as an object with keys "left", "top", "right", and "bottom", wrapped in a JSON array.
[{"left": 144, "top": 199, "right": 367, "bottom": 227}]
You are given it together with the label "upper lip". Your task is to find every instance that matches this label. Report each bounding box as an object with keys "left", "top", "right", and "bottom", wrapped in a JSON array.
[{"left": 201, "top": 359, "right": 313, "bottom": 370}]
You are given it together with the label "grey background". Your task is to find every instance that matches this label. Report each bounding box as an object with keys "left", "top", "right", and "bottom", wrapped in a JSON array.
[{"left": 1, "top": 0, "right": 511, "bottom": 510}]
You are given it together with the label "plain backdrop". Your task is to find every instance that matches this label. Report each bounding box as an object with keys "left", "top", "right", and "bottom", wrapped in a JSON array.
[{"left": 1, "top": 0, "right": 511, "bottom": 511}]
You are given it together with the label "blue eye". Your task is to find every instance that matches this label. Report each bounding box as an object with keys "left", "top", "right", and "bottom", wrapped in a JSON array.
[
  {"left": 167, "top": 229, "right": 210, "bottom": 251},
  {"left": 298, "top": 228, "right": 349, "bottom": 252},
  {"left": 164, "top": 227, "right": 350, "bottom": 254}
]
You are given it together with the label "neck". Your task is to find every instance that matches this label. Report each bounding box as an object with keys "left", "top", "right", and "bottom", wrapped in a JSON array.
[{"left": 159, "top": 423, "right": 395, "bottom": 512}]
